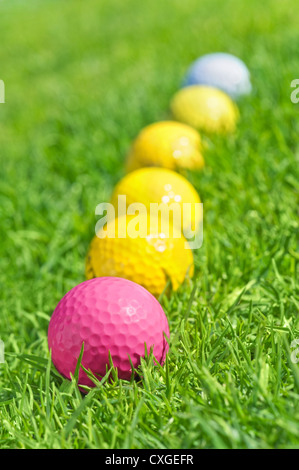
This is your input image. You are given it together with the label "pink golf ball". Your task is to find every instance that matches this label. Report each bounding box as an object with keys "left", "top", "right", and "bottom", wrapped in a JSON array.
[{"left": 48, "top": 277, "right": 170, "bottom": 388}]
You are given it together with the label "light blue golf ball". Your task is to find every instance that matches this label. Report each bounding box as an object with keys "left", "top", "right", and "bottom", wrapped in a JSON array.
[{"left": 183, "top": 53, "right": 252, "bottom": 100}]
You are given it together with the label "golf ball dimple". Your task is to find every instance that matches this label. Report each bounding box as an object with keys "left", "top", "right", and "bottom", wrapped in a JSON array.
[
  {"left": 48, "top": 277, "right": 170, "bottom": 388},
  {"left": 183, "top": 53, "right": 252, "bottom": 100},
  {"left": 86, "top": 214, "right": 194, "bottom": 298},
  {"left": 171, "top": 85, "right": 239, "bottom": 134},
  {"left": 110, "top": 167, "right": 202, "bottom": 234},
  {"left": 126, "top": 121, "right": 205, "bottom": 173}
]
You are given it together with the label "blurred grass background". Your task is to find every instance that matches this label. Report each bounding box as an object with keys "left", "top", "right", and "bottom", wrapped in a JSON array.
[{"left": 0, "top": 0, "right": 299, "bottom": 449}]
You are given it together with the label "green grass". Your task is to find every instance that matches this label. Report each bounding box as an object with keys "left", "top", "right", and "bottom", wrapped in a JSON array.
[{"left": 1, "top": 0, "right": 299, "bottom": 449}]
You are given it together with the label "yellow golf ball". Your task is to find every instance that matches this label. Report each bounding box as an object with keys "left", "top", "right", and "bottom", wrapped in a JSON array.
[
  {"left": 86, "top": 214, "right": 194, "bottom": 298},
  {"left": 126, "top": 121, "right": 205, "bottom": 173},
  {"left": 170, "top": 85, "right": 239, "bottom": 134},
  {"left": 110, "top": 167, "right": 202, "bottom": 235}
]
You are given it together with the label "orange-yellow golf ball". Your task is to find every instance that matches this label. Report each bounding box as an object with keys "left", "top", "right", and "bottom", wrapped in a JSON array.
[{"left": 86, "top": 214, "right": 194, "bottom": 298}]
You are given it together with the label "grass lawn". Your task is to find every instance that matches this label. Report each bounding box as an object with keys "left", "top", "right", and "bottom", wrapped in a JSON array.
[{"left": 0, "top": 0, "right": 299, "bottom": 449}]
